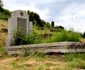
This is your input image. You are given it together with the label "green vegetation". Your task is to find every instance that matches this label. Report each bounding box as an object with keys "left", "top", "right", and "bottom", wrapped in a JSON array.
[
  {"left": 0, "top": 11, "right": 10, "bottom": 20},
  {"left": 64, "top": 53, "right": 85, "bottom": 69},
  {"left": 43, "top": 30, "right": 81, "bottom": 43},
  {"left": 28, "top": 10, "right": 51, "bottom": 27},
  {"left": 13, "top": 27, "right": 81, "bottom": 46},
  {"left": 55, "top": 26, "right": 64, "bottom": 32},
  {"left": 13, "top": 27, "right": 24, "bottom": 45},
  {"left": 45, "top": 30, "right": 81, "bottom": 42},
  {"left": 0, "top": 0, "right": 11, "bottom": 20},
  {"left": 21, "top": 32, "right": 41, "bottom": 45},
  {"left": 0, "top": 1, "right": 85, "bottom": 70},
  {"left": 65, "top": 53, "right": 85, "bottom": 61},
  {"left": 13, "top": 28, "right": 41, "bottom": 45},
  {"left": 0, "top": 0, "right": 3, "bottom": 8},
  {"left": 0, "top": 46, "right": 7, "bottom": 57},
  {"left": 0, "top": 46, "right": 4, "bottom": 52},
  {"left": 83, "top": 32, "right": 85, "bottom": 38}
]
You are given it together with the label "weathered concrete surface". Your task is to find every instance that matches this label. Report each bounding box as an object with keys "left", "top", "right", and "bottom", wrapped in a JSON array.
[
  {"left": 5, "top": 42, "right": 85, "bottom": 55},
  {"left": 8, "top": 10, "right": 33, "bottom": 45}
]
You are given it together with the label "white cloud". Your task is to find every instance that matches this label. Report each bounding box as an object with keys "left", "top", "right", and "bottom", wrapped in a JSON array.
[
  {"left": 30, "top": 0, "right": 56, "bottom": 4},
  {"left": 3, "top": 0, "right": 85, "bottom": 33},
  {"left": 3, "top": 0, "right": 51, "bottom": 21},
  {"left": 55, "top": 3, "right": 85, "bottom": 33}
]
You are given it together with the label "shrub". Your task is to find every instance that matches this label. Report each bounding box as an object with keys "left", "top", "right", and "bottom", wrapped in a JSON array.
[
  {"left": 13, "top": 28, "right": 24, "bottom": 45},
  {"left": 42, "top": 30, "right": 81, "bottom": 43},
  {"left": 55, "top": 26, "right": 64, "bottom": 32},
  {"left": 0, "top": 8, "right": 11, "bottom": 20},
  {"left": 50, "top": 30, "right": 68, "bottom": 42},
  {"left": 67, "top": 31, "right": 80, "bottom": 42},
  {"left": 13, "top": 28, "right": 41, "bottom": 45},
  {"left": 21, "top": 33, "right": 37, "bottom": 45},
  {"left": 13, "top": 27, "right": 81, "bottom": 45},
  {"left": 83, "top": 32, "right": 85, "bottom": 38},
  {"left": 0, "top": 12, "right": 10, "bottom": 20}
]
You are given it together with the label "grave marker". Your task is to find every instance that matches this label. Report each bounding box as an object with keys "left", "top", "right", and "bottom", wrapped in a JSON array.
[{"left": 8, "top": 10, "right": 32, "bottom": 45}]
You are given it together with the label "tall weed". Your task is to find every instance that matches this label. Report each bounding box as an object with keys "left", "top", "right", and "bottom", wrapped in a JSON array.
[{"left": 42, "top": 30, "right": 81, "bottom": 43}]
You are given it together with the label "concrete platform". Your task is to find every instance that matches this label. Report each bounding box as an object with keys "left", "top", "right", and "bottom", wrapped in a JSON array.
[{"left": 5, "top": 42, "right": 85, "bottom": 55}]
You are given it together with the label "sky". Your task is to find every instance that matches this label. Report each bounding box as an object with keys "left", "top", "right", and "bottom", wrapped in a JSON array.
[{"left": 3, "top": 0, "right": 85, "bottom": 33}]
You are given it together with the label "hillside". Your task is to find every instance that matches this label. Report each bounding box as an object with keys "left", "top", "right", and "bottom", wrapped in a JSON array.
[
  {"left": 0, "top": 19, "right": 84, "bottom": 46},
  {"left": 0, "top": 19, "right": 8, "bottom": 46},
  {"left": 1, "top": 1, "right": 85, "bottom": 70},
  {"left": 0, "top": 14, "right": 85, "bottom": 70},
  {"left": 0, "top": 19, "right": 52, "bottom": 46}
]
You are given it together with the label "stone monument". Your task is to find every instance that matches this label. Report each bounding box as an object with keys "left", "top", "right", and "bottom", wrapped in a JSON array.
[{"left": 8, "top": 10, "right": 32, "bottom": 45}]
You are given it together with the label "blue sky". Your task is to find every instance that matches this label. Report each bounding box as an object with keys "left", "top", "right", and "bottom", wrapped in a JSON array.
[{"left": 3, "top": 0, "right": 85, "bottom": 33}]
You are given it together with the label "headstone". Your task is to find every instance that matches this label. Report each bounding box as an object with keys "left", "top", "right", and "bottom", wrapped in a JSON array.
[{"left": 8, "top": 10, "right": 32, "bottom": 45}]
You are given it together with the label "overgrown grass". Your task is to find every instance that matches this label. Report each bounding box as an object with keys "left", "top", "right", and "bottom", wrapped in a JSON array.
[
  {"left": 0, "top": 12, "right": 10, "bottom": 20},
  {"left": 0, "top": 46, "right": 4, "bottom": 52},
  {"left": 42, "top": 30, "right": 81, "bottom": 43},
  {"left": 64, "top": 53, "right": 85, "bottom": 69},
  {"left": 0, "top": 46, "right": 8, "bottom": 57},
  {"left": 11, "top": 53, "right": 85, "bottom": 70},
  {"left": 67, "top": 59, "right": 85, "bottom": 69},
  {"left": 1, "top": 49, "right": 85, "bottom": 70},
  {"left": 64, "top": 53, "right": 85, "bottom": 61},
  {"left": 13, "top": 29, "right": 81, "bottom": 46}
]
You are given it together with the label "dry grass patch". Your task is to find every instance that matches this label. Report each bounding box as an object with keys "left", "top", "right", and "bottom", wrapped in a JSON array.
[
  {"left": 0, "top": 19, "right": 8, "bottom": 29},
  {"left": 81, "top": 38, "right": 85, "bottom": 42},
  {"left": 0, "top": 54, "right": 85, "bottom": 70},
  {"left": 0, "top": 19, "right": 8, "bottom": 46}
]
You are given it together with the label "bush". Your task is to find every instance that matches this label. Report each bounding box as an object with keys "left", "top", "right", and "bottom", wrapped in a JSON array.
[
  {"left": 13, "top": 28, "right": 24, "bottom": 45},
  {"left": 55, "top": 26, "right": 64, "bottom": 32},
  {"left": 13, "top": 28, "right": 81, "bottom": 45},
  {"left": 0, "top": 12, "right": 10, "bottom": 20},
  {"left": 42, "top": 30, "right": 81, "bottom": 43},
  {"left": 0, "top": 8, "right": 10, "bottom": 20},
  {"left": 83, "top": 32, "right": 85, "bottom": 38},
  {"left": 21, "top": 33, "right": 37, "bottom": 45},
  {"left": 50, "top": 30, "right": 68, "bottom": 42},
  {"left": 13, "top": 28, "right": 41, "bottom": 45},
  {"left": 67, "top": 31, "right": 81, "bottom": 42}
]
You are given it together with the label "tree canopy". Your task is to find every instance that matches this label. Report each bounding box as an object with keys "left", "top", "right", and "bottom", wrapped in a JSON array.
[
  {"left": 0, "top": 0, "right": 11, "bottom": 20},
  {"left": 27, "top": 10, "right": 51, "bottom": 27},
  {"left": 0, "top": 0, "right": 3, "bottom": 8}
]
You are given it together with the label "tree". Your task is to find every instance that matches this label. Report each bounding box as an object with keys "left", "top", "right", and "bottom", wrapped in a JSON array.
[
  {"left": 55, "top": 26, "right": 64, "bottom": 32},
  {"left": 0, "top": 0, "right": 3, "bottom": 8},
  {"left": 51, "top": 21, "right": 55, "bottom": 27},
  {"left": 83, "top": 32, "right": 85, "bottom": 38},
  {"left": 55, "top": 26, "right": 64, "bottom": 30},
  {"left": 0, "top": 0, "right": 4, "bottom": 12},
  {"left": 28, "top": 10, "right": 46, "bottom": 27},
  {"left": 45, "top": 22, "right": 51, "bottom": 28}
]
